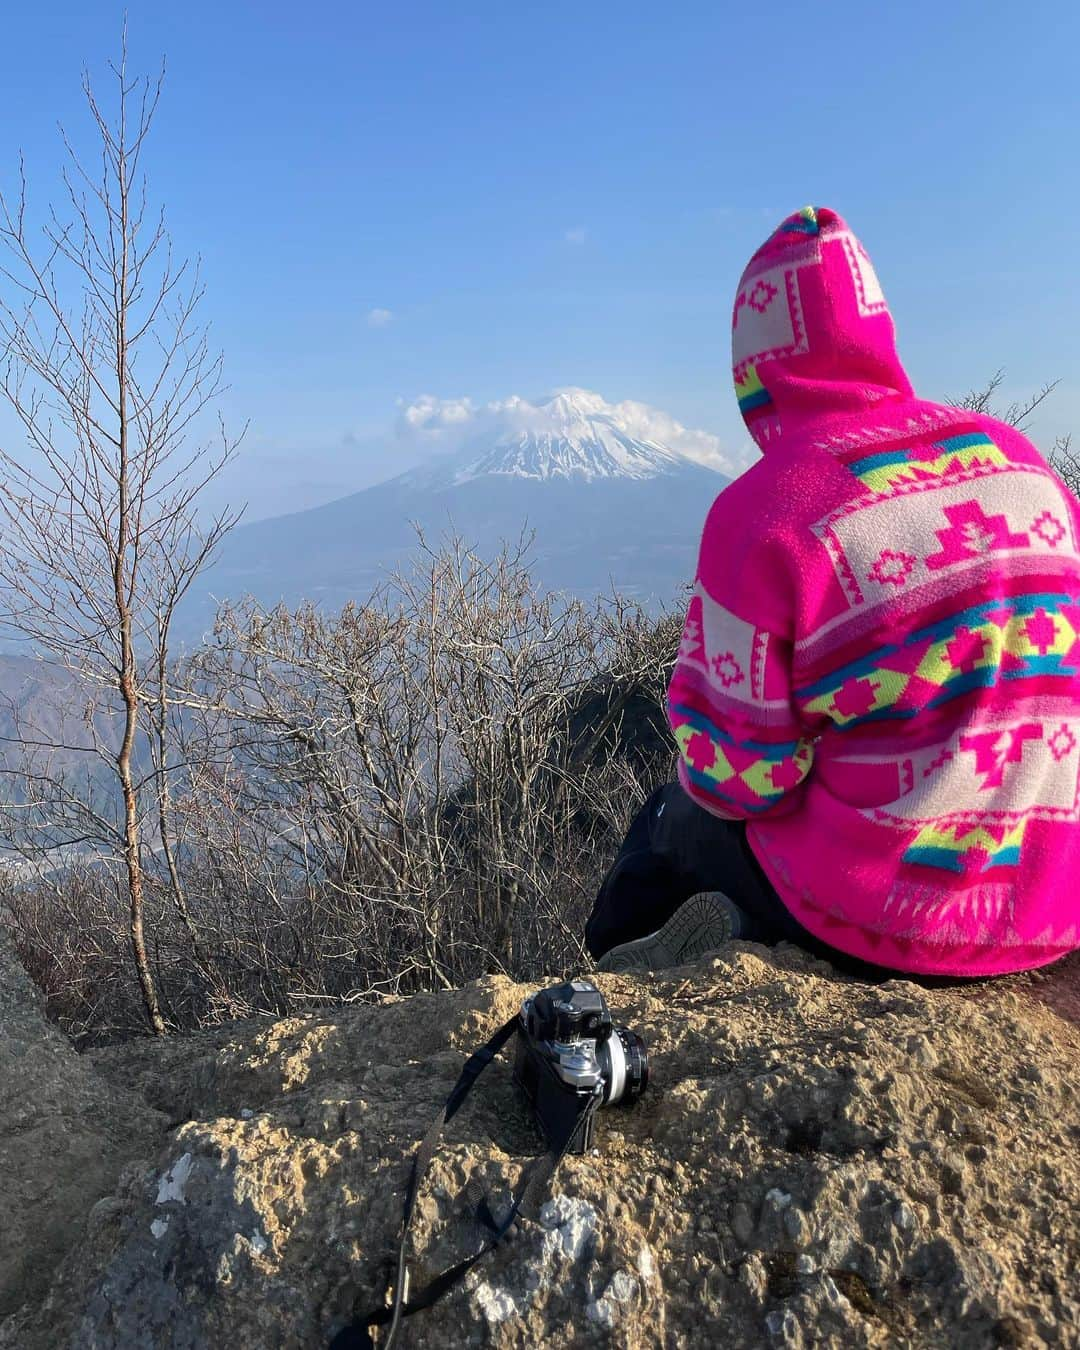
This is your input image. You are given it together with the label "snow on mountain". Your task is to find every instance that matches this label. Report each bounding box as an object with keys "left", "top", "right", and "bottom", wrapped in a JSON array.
[
  {"left": 182, "top": 389, "right": 736, "bottom": 635},
  {"left": 396, "top": 388, "right": 741, "bottom": 487}
]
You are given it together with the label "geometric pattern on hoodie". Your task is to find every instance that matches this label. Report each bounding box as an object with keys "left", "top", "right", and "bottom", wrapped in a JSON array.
[{"left": 667, "top": 205, "right": 1080, "bottom": 976}]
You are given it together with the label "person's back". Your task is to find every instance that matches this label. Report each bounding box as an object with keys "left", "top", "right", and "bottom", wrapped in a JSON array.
[{"left": 665, "top": 206, "right": 1080, "bottom": 976}]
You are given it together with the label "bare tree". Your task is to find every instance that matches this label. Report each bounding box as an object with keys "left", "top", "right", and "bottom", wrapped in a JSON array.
[
  {"left": 0, "top": 38, "right": 241, "bottom": 1033},
  {"left": 1050, "top": 435, "right": 1079, "bottom": 499},
  {"left": 951, "top": 370, "right": 1076, "bottom": 498}
]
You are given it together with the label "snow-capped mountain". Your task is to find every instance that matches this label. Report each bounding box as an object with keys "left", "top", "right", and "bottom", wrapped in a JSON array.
[
  {"left": 402, "top": 388, "right": 726, "bottom": 487},
  {"left": 184, "top": 390, "right": 735, "bottom": 634}
]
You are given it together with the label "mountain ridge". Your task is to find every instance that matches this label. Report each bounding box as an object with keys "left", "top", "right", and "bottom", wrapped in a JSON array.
[{"left": 183, "top": 390, "right": 734, "bottom": 632}]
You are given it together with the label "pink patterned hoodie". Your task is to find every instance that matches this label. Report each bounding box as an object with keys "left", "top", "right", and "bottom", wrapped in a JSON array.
[{"left": 667, "top": 205, "right": 1080, "bottom": 976}]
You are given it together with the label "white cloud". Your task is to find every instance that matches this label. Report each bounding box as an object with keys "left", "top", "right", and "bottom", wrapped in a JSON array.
[
  {"left": 563, "top": 226, "right": 587, "bottom": 246},
  {"left": 396, "top": 387, "right": 753, "bottom": 478},
  {"left": 603, "top": 395, "right": 738, "bottom": 472},
  {"left": 367, "top": 307, "right": 394, "bottom": 328},
  {"left": 397, "top": 393, "right": 477, "bottom": 435}
]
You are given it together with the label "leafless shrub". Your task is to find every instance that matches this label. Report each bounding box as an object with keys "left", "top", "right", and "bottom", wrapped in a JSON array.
[
  {"left": 1050, "top": 435, "right": 1079, "bottom": 501},
  {"left": 951, "top": 370, "right": 1077, "bottom": 499},
  {"left": 5, "top": 536, "right": 680, "bottom": 1041},
  {"left": 949, "top": 369, "right": 1059, "bottom": 430}
]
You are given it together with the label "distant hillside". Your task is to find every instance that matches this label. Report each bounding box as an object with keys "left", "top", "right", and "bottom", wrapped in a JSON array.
[
  {"left": 0, "top": 655, "right": 120, "bottom": 817},
  {"left": 0, "top": 655, "right": 95, "bottom": 765}
]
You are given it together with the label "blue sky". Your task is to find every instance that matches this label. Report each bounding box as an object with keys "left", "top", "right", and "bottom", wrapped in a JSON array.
[{"left": 1, "top": 1, "right": 1078, "bottom": 518}]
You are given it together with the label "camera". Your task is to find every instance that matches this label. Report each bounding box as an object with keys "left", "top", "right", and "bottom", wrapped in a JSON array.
[{"left": 513, "top": 979, "right": 649, "bottom": 1155}]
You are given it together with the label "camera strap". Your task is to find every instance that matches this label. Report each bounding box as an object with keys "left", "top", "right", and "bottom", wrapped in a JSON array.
[{"left": 328, "top": 1014, "right": 601, "bottom": 1350}]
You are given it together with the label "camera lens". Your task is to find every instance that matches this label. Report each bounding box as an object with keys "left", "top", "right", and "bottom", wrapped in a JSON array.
[
  {"left": 616, "top": 1028, "right": 649, "bottom": 1102},
  {"left": 601, "top": 1026, "right": 650, "bottom": 1106}
]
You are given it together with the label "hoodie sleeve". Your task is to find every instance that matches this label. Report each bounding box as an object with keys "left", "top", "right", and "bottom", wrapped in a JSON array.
[{"left": 667, "top": 490, "right": 815, "bottom": 821}]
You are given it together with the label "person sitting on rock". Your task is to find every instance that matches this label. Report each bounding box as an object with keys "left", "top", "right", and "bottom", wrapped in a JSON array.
[{"left": 588, "top": 205, "right": 1080, "bottom": 979}]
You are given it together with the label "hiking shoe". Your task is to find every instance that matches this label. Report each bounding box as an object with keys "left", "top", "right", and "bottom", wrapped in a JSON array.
[{"left": 596, "top": 891, "right": 747, "bottom": 973}]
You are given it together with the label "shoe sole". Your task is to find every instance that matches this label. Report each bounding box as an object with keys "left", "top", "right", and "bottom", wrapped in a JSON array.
[{"left": 596, "top": 892, "right": 737, "bottom": 973}]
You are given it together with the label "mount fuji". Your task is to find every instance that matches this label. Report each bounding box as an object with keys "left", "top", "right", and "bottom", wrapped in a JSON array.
[{"left": 189, "top": 389, "right": 737, "bottom": 630}]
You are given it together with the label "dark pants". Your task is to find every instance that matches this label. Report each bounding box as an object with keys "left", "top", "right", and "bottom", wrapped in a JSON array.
[{"left": 585, "top": 783, "right": 899, "bottom": 979}]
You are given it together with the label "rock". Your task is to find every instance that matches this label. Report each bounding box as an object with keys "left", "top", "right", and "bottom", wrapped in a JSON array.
[
  {"left": 0, "top": 923, "right": 165, "bottom": 1327},
  {"left": 733, "top": 1200, "right": 756, "bottom": 1245},
  {"left": 2, "top": 939, "right": 1080, "bottom": 1346}
]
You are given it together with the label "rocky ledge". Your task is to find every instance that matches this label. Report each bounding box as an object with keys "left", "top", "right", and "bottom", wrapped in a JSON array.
[{"left": 2, "top": 926, "right": 1078, "bottom": 1348}]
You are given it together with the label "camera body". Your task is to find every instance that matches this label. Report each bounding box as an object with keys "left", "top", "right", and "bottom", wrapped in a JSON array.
[{"left": 513, "top": 979, "right": 649, "bottom": 1155}]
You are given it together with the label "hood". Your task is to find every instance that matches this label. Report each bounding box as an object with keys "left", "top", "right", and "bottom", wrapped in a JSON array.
[{"left": 732, "top": 206, "right": 914, "bottom": 451}]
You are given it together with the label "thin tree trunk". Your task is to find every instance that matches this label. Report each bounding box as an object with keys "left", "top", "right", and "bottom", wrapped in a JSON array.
[
  {"left": 119, "top": 698, "right": 165, "bottom": 1034},
  {"left": 114, "top": 93, "right": 165, "bottom": 1037},
  {"left": 155, "top": 638, "right": 206, "bottom": 972}
]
